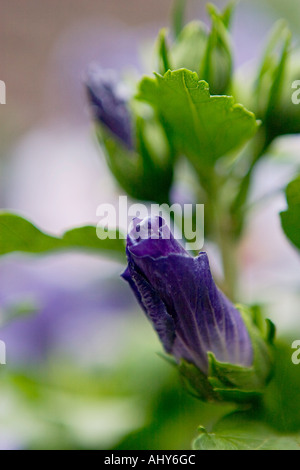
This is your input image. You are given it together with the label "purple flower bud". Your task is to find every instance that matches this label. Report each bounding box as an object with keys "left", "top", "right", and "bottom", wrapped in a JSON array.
[
  {"left": 86, "top": 65, "right": 134, "bottom": 150},
  {"left": 122, "top": 216, "right": 253, "bottom": 374}
]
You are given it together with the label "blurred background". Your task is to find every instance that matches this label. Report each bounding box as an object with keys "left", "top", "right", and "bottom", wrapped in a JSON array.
[{"left": 0, "top": 0, "right": 299, "bottom": 449}]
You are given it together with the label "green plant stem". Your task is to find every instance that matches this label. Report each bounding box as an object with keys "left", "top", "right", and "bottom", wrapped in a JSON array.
[
  {"left": 230, "top": 131, "right": 272, "bottom": 237},
  {"left": 215, "top": 200, "right": 239, "bottom": 301},
  {"left": 204, "top": 175, "right": 239, "bottom": 301},
  {"left": 218, "top": 219, "right": 239, "bottom": 301},
  {"left": 197, "top": 131, "right": 272, "bottom": 301},
  {"left": 218, "top": 133, "right": 273, "bottom": 298}
]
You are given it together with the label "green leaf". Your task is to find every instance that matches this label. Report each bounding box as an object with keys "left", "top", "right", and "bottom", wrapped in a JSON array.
[
  {"left": 280, "top": 176, "right": 300, "bottom": 251},
  {"left": 138, "top": 69, "right": 258, "bottom": 175},
  {"left": 193, "top": 415, "right": 300, "bottom": 450},
  {"left": 0, "top": 212, "right": 125, "bottom": 260}
]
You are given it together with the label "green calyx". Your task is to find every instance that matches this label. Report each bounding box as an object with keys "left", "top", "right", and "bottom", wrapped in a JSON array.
[{"left": 95, "top": 114, "right": 174, "bottom": 205}]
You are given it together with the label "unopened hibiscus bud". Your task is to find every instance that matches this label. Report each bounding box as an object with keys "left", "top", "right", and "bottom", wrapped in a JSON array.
[
  {"left": 169, "top": 4, "right": 233, "bottom": 95},
  {"left": 86, "top": 66, "right": 174, "bottom": 204},
  {"left": 122, "top": 216, "right": 274, "bottom": 403},
  {"left": 86, "top": 65, "right": 133, "bottom": 150},
  {"left": 271, "top": 52, "right": 300, "bottom": 137}
]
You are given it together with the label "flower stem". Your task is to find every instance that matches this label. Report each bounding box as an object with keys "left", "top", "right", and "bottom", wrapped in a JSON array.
[
  {"left": 218, "top": 219, "right": 239, "bottom": 301},
  {"left": 205, "top": 175, "right": 239, "bottom": 301}
]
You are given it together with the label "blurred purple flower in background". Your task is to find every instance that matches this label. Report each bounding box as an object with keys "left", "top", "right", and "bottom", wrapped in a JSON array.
[
  {"left": 123, "top": 216, "right": 253, "bottom": 374},
  {"left": 0, "top": 257, "right": 135, "bottom": 365}
]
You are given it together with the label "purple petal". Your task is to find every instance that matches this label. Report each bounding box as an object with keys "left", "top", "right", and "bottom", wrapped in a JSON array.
[{"left": 122, "top": 258, "right": 176, "bottom": 354}]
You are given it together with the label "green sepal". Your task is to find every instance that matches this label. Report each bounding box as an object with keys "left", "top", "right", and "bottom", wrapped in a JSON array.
[
  {"left": 201, "top": 3, "right": 234, "bottom": 94},
  {"left": 254, "top": 20, "right": 291, "bottom": 126},
  {"left": 235, "top": 22, "right": 300, "bottom": 141},
  {"left": 171, "top": 21, "right": 207, "bottom": 73},
  {"left": 275, "top": 52, "right": 300, "bottom": 136},
  {"left": 172, "top": 0, "right": 186, "bottom": 39},
  {"left": 157, "top": 28, "right": 171, "bottom": 75},
  {"left": 178, "top": 359, "right": 220, "bottom": 402}
]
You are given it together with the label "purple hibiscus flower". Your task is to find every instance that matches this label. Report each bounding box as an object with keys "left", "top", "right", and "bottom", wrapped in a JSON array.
[
  {"left": 122, "top": 216, "right": 253, "bottom": 375},
  {"left": 86, "top": 65, "right": 133, "bottom": 150}
]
